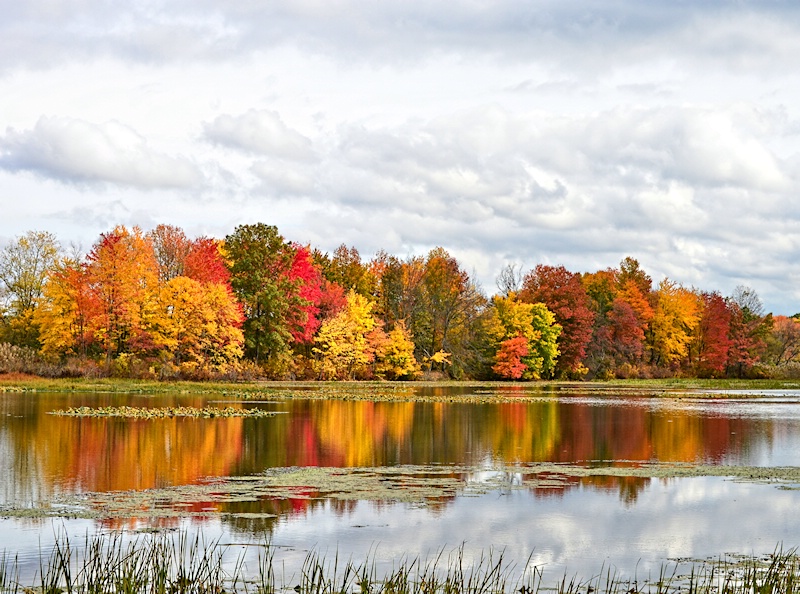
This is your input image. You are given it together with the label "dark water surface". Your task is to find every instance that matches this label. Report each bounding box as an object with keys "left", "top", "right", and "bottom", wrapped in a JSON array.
[{"left": 2, "top": 385, "right": 800, "bottom": 582}]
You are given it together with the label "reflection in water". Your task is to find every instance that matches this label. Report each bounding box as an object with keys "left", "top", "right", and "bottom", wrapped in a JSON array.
[
  {"left": 1, "top": 387, "right": 800, "bottom": 581},
  {"left": 0, "top": 389, "right": 793, "bottom": 515}
]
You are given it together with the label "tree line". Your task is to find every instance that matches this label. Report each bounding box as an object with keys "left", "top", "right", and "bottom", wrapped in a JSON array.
[{"left": 0, "top": 224, "right": 796, "bottom": 380}]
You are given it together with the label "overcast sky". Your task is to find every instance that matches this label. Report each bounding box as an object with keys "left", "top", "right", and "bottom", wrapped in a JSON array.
[{"left": 1, "top": 1, "right": 799, "bottom": 313}]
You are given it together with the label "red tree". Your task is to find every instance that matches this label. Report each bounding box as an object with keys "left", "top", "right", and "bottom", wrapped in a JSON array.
[
  {"left": 184, "top": 238, "right": 231, "bottom": 285},
  {"left": 519, "top": 264, "right": 595, "bottom": 377},
  {"left": 285, "top": 245, "right": 324, "bottom": 344},
  {"left": 693, "top": 292, "right": 732, "bottom": 377},
  {"left": 493, "top": 335, "right": 529, "bottom": 380}
]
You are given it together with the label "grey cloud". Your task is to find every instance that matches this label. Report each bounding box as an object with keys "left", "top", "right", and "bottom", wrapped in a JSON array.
[
  {"left": 0, "top": 116, "right": 202, "bottom": 189},
  {"left": 204, "top": 110, "right": 316, "bottom": 162},
  {"left": 250, "top": 160, "right": 317, "bottom": 196},
  {"left": 281, "top": 103, "right": 800, "bottom": 313},
  {"left": 3, "top": 1, "right": 800, "bottom": 74}
]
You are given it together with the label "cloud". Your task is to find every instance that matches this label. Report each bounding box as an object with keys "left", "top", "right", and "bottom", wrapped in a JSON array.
[
  {"left": 0, "top": 116, "right": 202, "bottom": 189},
  {"left": 204, "top": 110, "right": 316, "bottom": 162},
  {"left": 3, "top": 1, "right": 800, "bottom": 75},
  {"left": 250, "top": 160, "right": 317, "bottom": 196}
]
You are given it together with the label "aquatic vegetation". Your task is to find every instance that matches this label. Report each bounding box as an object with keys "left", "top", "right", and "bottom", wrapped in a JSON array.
[
  {"left": 1, "top": 532, "right": 799, "bottom": 594},
  {"left": 48, "top": 405, "right": 281, "bottom": 419}
]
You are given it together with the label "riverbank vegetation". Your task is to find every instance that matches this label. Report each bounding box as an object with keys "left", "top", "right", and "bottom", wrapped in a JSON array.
[
  {"left": 1, "top": 225, "right": 798, "bottom": 382},
  {"left": 1, "top": 531, "right": 798, "bottom": 594}
]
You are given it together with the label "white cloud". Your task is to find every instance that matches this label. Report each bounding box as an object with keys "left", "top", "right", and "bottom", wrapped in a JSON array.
[
  {"left": 204, "top": 109, "right": 316, "bottom": 162},
  {"left": 0, "top": 116, "right": 202, "bottom": 189}
]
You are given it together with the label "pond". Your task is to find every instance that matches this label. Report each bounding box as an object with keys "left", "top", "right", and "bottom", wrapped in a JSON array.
[{"left": 1, "top": 384, "right": 800, "bottom": 586}]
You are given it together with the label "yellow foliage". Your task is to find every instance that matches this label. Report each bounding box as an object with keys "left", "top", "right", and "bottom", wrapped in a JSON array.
[
  {"left": 650, "top": 279, "right": 702, "bottom": 365},
  {"left": 148, "top": 277, "right": 243, "bottom": 372},
  {"left": 313, "top": 290, "right": 378, "bottom": 379},
  {"left": 374, "top": 321, "right": 421, "bottom": 380}
]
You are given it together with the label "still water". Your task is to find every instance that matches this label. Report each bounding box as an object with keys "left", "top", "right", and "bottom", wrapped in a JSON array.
[{"left": 1, "top": 386, "right": 800, "bottom": 582}]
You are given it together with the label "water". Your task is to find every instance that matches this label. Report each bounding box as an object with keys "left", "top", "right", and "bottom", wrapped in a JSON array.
[{"left": 1, "top": 385, "right": 800, "bottom": 584}]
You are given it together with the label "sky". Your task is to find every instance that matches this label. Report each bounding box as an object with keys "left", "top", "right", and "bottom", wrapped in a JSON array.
[{"left": 1, "top": 1, "right": 800, "bottom": 314}]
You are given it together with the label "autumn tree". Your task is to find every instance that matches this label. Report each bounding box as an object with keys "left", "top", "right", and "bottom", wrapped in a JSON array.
[
  {"left": 148, "top": 224, "right": 191, "bottom": 283},
  {"left": 36, "top": 258, "right": 97, "bottom": 357},
  {"left": 417, "top": 248, "right": 485, "bottom": 377},
  {"left": 316, "top": 244, "right": 376, "bottom": 297},
  {"left": 486, "top": 294, "right": 561, "bottom": 380},
  {"left": 373, "top": 320, "right": 421, "bottom": 380},
  {"left": 726, "top": 286, "right": 772, "bottom": 377},
  {"left": 519, "top": 264, "right": 594, "bottom": 377},
  {"left": 691, "top": 292, "right": 732, "bottom": 377},
  {"left": 84, "top": 226, "right": 159, "bottom": 361},
  {"left": 766, "top": 316, "right": 800, "bottom": 366},
  {"left": 286, "top": 245, "right": 323, "bottom": 344},
  {"left": 493, "top": 335, "right": 529, "bottom": 379},
  {"left": 184, "top": 237, "right": 231, "bottom": 285},
  {"left": 313, "top": 290, "right": 379, "bottom": 380},
  {"left": 149, "top": 276, "right": 243, "bottom": 374},
  {"left": 648, "top": 280, "right": 701, "bottom": 366},
  {"left": 0, "top": 230, "right": 61, "bottom": 347}
]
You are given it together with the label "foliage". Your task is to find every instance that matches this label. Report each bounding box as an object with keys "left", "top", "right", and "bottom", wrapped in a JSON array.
[
  {"left": 649, "top": 279, "right": 701, "bottom": 366},
  {"left": 0, "top": 230, "right": 60, "bottom": 315},
  {"left": 84, "top": 226, "right": 160, "bottom": 360},
  {"left": 519, "top": 264, "right": 593, "bottom": 377},
  {"left": 149, "top": 276, "right": 244, "bottom": 374},
  {"left": 691, "top": 292, "right": 732, "bottom": 377},
  {"left": 766, "top": 315, "right": 800, "bottom": 366},
  {"left": 224, "top": 223, "right": 300, "bottom": 372},
  {"left": 487, "top": 294, "right": 561, "bottom": 380},
  {"left": 4, "top": 223, "right": 794, "bottom": 381},
  {"left": 374, "top": 321, "right": 422, "bottom": 380},
  {"left": 0, "top": 230, "right": 61, "bottom": 348},
  {"left": 313, "top": 290, "right": 378, "bottom": 380}
]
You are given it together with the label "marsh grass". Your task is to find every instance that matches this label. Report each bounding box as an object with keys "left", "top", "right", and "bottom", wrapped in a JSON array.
[{"left": 2, "top": 533, "right": 800, "bottom": 594}]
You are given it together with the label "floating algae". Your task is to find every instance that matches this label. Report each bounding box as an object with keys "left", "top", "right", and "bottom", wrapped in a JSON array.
[
  {"left": 48, "top": 405, "right": 283, "bottom": 418},
  {"left": 4, "top": 462, "right": 800, "bottom": 522}
]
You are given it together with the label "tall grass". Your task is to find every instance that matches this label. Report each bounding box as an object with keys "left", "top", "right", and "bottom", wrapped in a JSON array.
[{"left": 1, "top": 532, "right": 799, "bottom": 594}]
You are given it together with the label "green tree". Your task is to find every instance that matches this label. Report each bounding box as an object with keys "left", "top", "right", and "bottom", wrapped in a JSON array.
[{"left": 224, "top": 223, "right": 300, "bottom": 372}]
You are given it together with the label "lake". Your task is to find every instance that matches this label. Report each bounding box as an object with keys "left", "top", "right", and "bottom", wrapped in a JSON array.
[{"left": 1, "top": 384, "right": 800, "bottom": 586}]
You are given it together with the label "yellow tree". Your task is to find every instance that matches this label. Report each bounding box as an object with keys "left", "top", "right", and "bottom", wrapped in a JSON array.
[
  {"left": 373, "top": 321, "right": 421, "bottom": 380},
  {"left": 35, "top": 259, "right": 96, "bottom": 356},
  {"left": 148, "top": 276, "right": 243, "bottom": 374},
  {"left": 649, "top": 279, "right": 701, "bottom": 366},
  {"left": 0, "top": 230, "right": 61, "bottom": 347},
  {"left": 313, "top": 290, "right": 379, "bottom": 379}
]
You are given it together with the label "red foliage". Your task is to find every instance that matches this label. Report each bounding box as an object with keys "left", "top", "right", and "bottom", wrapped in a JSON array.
[
  {"left": 694, "top": 292, "right": 732, "bottom": 377},
  {"left": 317, "top": 278, "right": 347, "bottom": 321},
  {"left": 286, "top": 245, "right": 324, "bottom": 344},
  {"left": 184, "top": 238, "right": 231, "bottom": 285},
  {"left": 519, "top": 264, "right": 595, "bottom": 376},
  {"left": 493, "top": 335, "right": 529, "bottom": 379},
  {"left": 608, "top": 298, "right": 645, "bottom": 361}
]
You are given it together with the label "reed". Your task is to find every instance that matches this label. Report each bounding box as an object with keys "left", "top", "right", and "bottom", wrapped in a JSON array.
[{"left": 2, "top": 533, "right": 799, "bottom": 594}]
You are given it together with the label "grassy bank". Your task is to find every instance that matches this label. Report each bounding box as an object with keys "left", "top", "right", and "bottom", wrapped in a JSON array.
[
  {"left": 1, "top": 532, "right": 798, "bottom": 594},
  {"left": 2, "top": 375, "right": 800, "bottom": 399}
]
